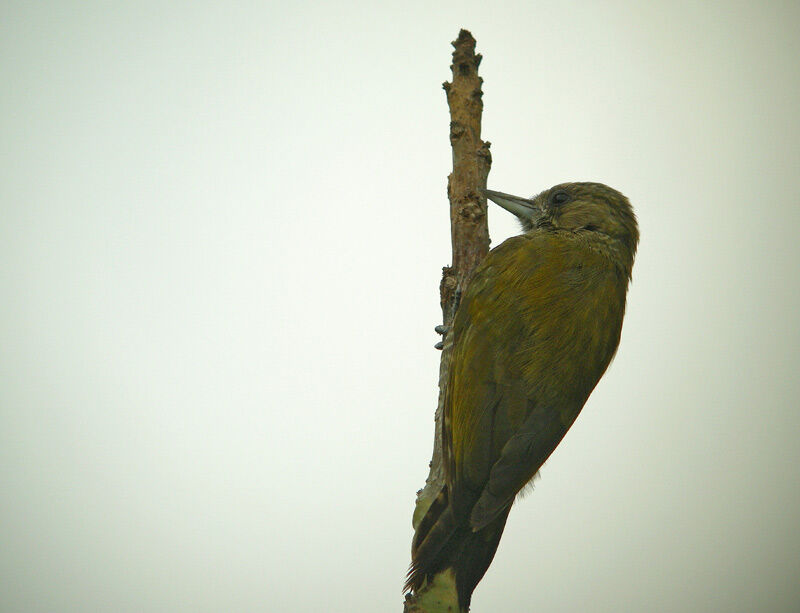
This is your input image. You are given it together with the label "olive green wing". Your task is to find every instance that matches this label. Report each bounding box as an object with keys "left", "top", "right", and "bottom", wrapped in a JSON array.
[
  {"left": 446, "top": 233, "right": 624, "bottom": 530},
  {"left": 468, "top": 401, "right": 575, "bottom": 530},
  {"left": 445, "top": 236, "right": 543, "bottom": 514}
]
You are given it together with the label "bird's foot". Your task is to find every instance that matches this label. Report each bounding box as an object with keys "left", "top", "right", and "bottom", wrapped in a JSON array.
[{"left": 434, "top": 324, "right": 450, "bottom": 350}]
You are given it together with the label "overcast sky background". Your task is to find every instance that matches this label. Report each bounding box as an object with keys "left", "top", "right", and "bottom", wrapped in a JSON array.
[{"left": 2, "top": 1, "right": 799, "bottom": 612}]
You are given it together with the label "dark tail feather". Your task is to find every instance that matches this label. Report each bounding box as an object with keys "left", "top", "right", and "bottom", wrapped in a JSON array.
[
  {"left": 410, "top": 486, "right": 450, "bottom": 557},
  {"left": 405, "top": 488, "right": 513, "bottom": 610},
  {"left": 405, "top": 488, "right": 457, "bottom": 594},
  {"left": 449, "top": 508, "right": 512, "bottom": 609}
]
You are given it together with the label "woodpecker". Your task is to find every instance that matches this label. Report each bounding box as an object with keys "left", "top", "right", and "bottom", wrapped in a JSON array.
[{"left": 407, "top": 182, "right": 638, "bottom": 609}]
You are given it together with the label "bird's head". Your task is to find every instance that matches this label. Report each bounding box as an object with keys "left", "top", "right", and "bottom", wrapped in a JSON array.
[{"left": 486, "top": 182, "right": 639, "bottom": 272}]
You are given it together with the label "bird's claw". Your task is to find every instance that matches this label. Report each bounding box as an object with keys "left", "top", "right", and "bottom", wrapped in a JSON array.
[{"left": 434, "top": 324, "right": 450, "bottom": 350}]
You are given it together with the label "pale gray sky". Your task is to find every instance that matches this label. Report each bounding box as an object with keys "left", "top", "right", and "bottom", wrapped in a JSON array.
[{"left": 2, "top": 1, "right": 799, "bottom": 612}]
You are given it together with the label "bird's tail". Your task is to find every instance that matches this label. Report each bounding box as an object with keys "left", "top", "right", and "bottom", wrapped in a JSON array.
[{"left": 405, "top": 487, "right": 512, "bottom": 609}]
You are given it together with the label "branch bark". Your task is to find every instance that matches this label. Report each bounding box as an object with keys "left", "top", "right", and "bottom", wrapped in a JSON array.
[{"left": 405, "top": 29, "right": 491, "bottom": 613}]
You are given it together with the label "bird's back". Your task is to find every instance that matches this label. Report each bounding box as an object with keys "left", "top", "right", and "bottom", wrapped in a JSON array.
[
  {"left": 446, "top": 229, "right": 628, "bottom": 525},
  {"left": 408, "top": 225, "right": 633, "bottom": 608}
]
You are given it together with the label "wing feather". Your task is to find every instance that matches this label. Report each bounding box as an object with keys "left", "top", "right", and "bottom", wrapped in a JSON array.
[{"left": 445, "top": 232, "right": 625, "bottom": 527}]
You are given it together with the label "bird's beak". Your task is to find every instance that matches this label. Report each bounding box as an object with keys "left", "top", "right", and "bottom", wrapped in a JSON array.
[{"left": 485, "top": 189, "right": 541, "bottom": 223}]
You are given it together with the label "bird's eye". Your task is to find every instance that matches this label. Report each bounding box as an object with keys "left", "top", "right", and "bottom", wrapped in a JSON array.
[{"left": 551, "top": 191, "right": 570, "bottom": 206}]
